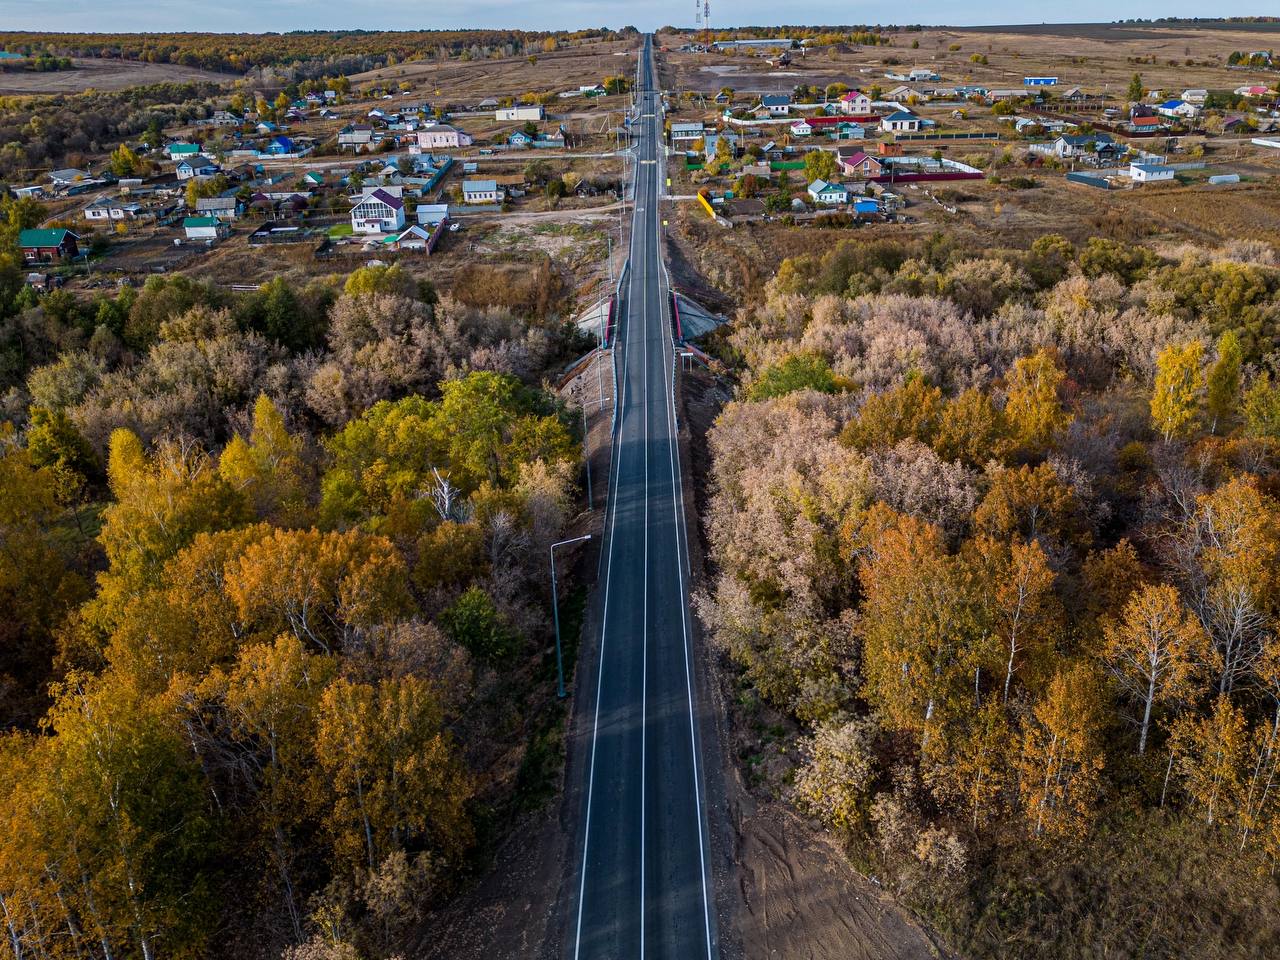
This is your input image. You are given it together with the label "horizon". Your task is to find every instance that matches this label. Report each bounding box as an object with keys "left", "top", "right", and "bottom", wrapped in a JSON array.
[{"left": 0, "top": 3, "right": 1277, "bottom": 35}]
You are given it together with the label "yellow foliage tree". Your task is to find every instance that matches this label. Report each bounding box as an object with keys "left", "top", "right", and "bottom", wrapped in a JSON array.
[{"left": 1151, "top": 340, "right": 1204, "bottom": 442}]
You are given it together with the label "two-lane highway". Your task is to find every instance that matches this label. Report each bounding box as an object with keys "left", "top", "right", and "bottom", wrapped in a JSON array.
[{"left": 568, "top": 34, "right": 719, "bottom": 960}]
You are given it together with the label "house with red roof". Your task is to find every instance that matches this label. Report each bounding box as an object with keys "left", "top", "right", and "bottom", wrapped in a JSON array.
[
  {"left": 836, "top": 148, "right": 884, "bottom": 178},
  {"left": 839, "top": 90, "right": 872, "bottom": 115}
]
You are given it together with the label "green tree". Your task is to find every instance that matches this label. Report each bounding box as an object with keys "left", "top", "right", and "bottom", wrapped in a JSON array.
[
  {"left": 746, "top": 353, "right": 837, "bottom": 401},
  {"left": 803, "top": 149, "right": 838, "bottom": 184},
  {"left": 109, "top": 143, "right": 140, "bottom": 177},
  {"left": 1127, "top": 73, "right": 1145, "bottom": 102}
]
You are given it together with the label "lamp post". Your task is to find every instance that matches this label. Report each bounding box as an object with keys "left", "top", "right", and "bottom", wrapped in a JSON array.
[{"left": 551, "top": 534, "right": 592, "bottom": 698}]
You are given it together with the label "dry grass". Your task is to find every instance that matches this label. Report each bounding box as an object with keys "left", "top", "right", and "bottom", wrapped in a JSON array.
[
  {"left": 658, "top": 23, "right": 1280, "bottom": 97},
  {"left": 0, "top": 58, "right": 231, "bottom": 94}
]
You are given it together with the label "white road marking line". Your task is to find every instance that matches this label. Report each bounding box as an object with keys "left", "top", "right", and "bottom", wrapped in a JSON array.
[
  {"left": 654, "top": 113, "right": 716, "bottom": 959},
  {"left": 572, "top": 113, "right": 645, "bottom": 958}
]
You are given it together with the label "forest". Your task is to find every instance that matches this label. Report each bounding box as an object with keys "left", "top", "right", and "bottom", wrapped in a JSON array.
[
  {"left": 698, "top": 232, "right": 1280, "bottom": 957},
  {"left": 0, "top": 29, "right": 636, "bottom": 75},
  {"left": 0, "top": 204, "right": 590, "bottom": 960}
]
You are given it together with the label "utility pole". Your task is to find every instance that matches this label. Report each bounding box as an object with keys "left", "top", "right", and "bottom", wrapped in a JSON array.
[{"left": 551, "top": 534, "right": 592, "bottom": 698}]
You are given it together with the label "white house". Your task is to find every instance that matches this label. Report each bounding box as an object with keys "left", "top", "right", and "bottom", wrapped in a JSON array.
[
  {"left": 1181, "top": 89, "right": 1209, "bottom": 104},
  {"left": 839, "top": 90, "right": 872, "bottom": 115},
  {"left": 1156, "top": 99, "right": 1200, "bottom": 120},
  {"left": 182, "top": 216, "right": 224, "bottom": 240},
  {"left": 790, "top": 119, "right": 814, "bottom": 137},
  {"left": 1130, "top": 162, "right": 1175, "bottom": 183},
  {"left": 758, "top": 94, "right": 792, "bottom": 116},
  {"left": 167, "top": 142, "right": 202, "bottom": 161},
  {"left": 350, "top": 187, "right": 406, "bottom": 234},
  {"left": 807, "top": 178, "right": 850, "bottom": 205},
  {"left": 210, "top": 111, "right": 243, "bottom": 126},
  {"left": 496, "top": 105, "right": 544, "bottom": 122},
  {"left": 415, "top": 124, "right": 472, "bottom": 149},
  {"left": 908, "top": 68, "right": 940, "bottom": 82},
  {"left": 384, "top": 224, "right": 435, "bottom": 251},
  {"left": 881, "top": 110, "right": 921, "bottom": 133},
  {"left": 176, "top": 158, "right": 219, "bottom": 181},
  {"left": 670, "top": 122, "right": 705, "bottom": 145},
  {"left": 83, "top": 197, "right": 141, "bottom": 221},
  {"left": 462, "top": 179, "right": 502, "bottom": 204}
]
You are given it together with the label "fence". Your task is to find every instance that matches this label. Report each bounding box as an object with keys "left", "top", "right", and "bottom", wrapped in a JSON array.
[
  {"left": 1066, "top": 171, "right": 1112, "bottom": 190},
  {"left": 893, "top": 131, "right": 1002, "bottom": 142}
]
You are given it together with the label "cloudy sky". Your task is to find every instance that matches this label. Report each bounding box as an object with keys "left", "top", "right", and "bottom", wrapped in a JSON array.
[{"left": 0, "top": 0, "right": 1263, "bottom": 32}]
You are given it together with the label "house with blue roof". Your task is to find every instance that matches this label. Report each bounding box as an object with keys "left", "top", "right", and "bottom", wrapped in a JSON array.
[
  {"left": 807, "top": 179, "right": 850, "bottom": 205},
  {"left": 881, "top": 110, "right": 921, "bottom": 133}
]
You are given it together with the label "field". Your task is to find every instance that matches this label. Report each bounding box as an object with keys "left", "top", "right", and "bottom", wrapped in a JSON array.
[
  {"left": 0, "top": 57, "right": 233, "bottom": 94},
  {"left": 658, "top": 22, "right": 1280, "bottom": 97},
  {"left": 351, "top": 38, "right": 637, "bottom": 101}
]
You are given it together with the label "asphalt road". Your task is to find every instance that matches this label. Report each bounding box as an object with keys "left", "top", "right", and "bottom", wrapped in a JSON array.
[{"left": 567, "top": 34, "right": 719, "bottom": 960}]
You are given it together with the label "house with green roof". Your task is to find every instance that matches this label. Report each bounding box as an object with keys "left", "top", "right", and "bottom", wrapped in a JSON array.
[
  {"left": 182, "top": 217, "right": 226, "bottom": 240},
  {"left": 18, "top": 229, "right": 79, "bottom": 264},
  {"left": 167, "top": 142, "right": 203, "bottom": 160}
]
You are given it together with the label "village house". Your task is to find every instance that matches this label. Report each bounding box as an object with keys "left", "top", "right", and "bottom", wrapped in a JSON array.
[
  {"left": 881, "top": 110, "right": 921, "bottom": 133},
  {"left": 1181, "top": 89, "right": 1209, "bottom": 104},
  {"left": 167, "top": 142, "right": 203, "bottom": 161},
  {"left": 176, "top": 157, "right": 219, "bottom": 181},
  {"left": 1236, "top": 85, "right": 1271, "bottom": 97},
  {"left": 195, "top": 196, "right": 242, "bottom": 220},
  {"left": 182, "top": 216, "right": 227, "bottom": 241},
  {"left": 496, "top": 104, "right": 544, "bottom": 122},
  {"left": 83, "top": 197, "right": 142, "bottom": 221},
  {"left": 417, "top": 203, "right": 450, "bottom": 226},
  {"left": 807, "top": 179, "right": 849, "bottom": 205},
  {"left": 836, "top": 149, "right": 884, "bottom": 178},
  {"left": 350, "top": 186, "right": 406, "bottom": 234},
  {"left": 382, "top": 224, "right": 436, "bottom": 251},
  {"left": 790, "top": 118, "right": 813, "bottom": 137},
  {"left": 210, "top": 111, "right": 243, "bottom": 126},
  {"left": 834, "top": 121, "right": 866, "bottom": 140},
  {"left": 670, "top": 122, "right": 705, "bottom": 145},
  {"left": 18, "top": 229, "right": 79, "bottom": 263},
  {"left": 756, "top": 94, "right": 792, "bottom": 117},
  {"left": 416, "top": 124, "right": 473, "bottom": 149},
  {"left": 462, "top": 179, "right": 502, "bottom": 204},
  {"left": 1035, "top": 132, "right": 1116, "bottom": 159},
  {"left": 338, "top": 124, "right": 375, "bottom": 151},
  {"left": 838, "top": 90, "right": 872, "bottom": 115},
  {"left": 1157, "top": 99, "right": 1200, "bottom": 120},
  {"left": 1127, "top": 115, "right": 1167, "bottom": 133},
  {"left": 1130, "top": 162, "right": 1175, "bottom": 183}
]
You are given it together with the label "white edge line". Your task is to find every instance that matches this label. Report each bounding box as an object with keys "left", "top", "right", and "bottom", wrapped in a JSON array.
[
  {"left": 652, "top": 45, "right": 717, "bottom": 958},
  {"left": 572, "top": 38, "right": 648, "bottom": 960}
]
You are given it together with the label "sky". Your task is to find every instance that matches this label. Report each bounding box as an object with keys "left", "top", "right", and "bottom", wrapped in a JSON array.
[{"left": 0, "top": 0, "right": 1270, "bottom": 33}]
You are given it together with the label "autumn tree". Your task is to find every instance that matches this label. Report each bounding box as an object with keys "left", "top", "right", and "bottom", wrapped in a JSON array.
[
  {"left": 1169, "top": 695, "right": 1247, "bottom": 827},
  {"left": 842, "top": 376, "right": 943, "bottom": 450},
  {"left": 1151, "top": 340, "right": 1204, "bottom": 442},
  {"left": 1102, "top": 583, "right": 1212, "bottom": 755},
  {"left": 312, "top": 676, "right": 472, "bottom": 873},
  {"left": 219, "top": 394, "right": 312, "bottom": 526},
  {"left": 1205, "top": 330, "right": 1243, "bottom": 434},
  {"left": 856, "top": 508, "right": 979, "bottom": 750},
  {"left": 1015, "top": 663, "right": 1106, "bottom": 839},
  {"left": 225, "top": 528, "right": 412, "bottom": 655},
  {"left": 1003, "top": 349, "right": 1071, "bottom": 455}
]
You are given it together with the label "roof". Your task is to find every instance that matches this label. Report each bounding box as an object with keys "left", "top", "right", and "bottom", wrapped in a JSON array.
[
  {"left": 808, "top": 179, "right": 846, "bottom": 193},
  {"left": 671, "top": 122, "right": 705, "bottom": 132},
  {"left": 1159, "top": 99, "right": 1186, "bottom": 109},
  {"left": 840, "top": 90, "right": 866, "bottom": 100},
  {"left": 761, "top": 94, "right": 791, "bottom": 106},
  {"left": 1132, "top": 163, "right": 1173, "bottom": 173},
  {"left": 1131, "top": 116, "right": 1163, "bottom": 126},
  {"left": 361, "top": 188, "right": 404, "bottom": 210},
  {"left": 464, "top": 179, "right": 499, "bottom": 192},
  {"left": 883, "top": 111, "right": 918, "bottom": 122},
  {"left": 183, "top": 217, "right": 220, "bottom": 228},
  {"left": 18, "top": 228, "right": 76, "bottom": 248}
]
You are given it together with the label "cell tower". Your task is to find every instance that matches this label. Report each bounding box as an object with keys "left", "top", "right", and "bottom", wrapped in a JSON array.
[{"left": 703, "top": 0, "right": 711, "bottom": 39}]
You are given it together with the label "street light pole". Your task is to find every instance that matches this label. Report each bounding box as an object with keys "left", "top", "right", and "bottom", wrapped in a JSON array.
[
  {"left": 581, "top": 397, "right": 593, "bottom": 509},
  {"left": 551, "top": 534, "right": 592, "bottom": 698}
]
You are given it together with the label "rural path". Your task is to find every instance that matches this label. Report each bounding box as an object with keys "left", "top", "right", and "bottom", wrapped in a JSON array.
[{"left": 565, "top": 33, "right": 719, "bottom": 960}]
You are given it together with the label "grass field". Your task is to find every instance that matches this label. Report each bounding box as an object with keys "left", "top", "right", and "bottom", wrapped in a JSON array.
[
  {"left": 0, "top": 57, "right": 232, "bottom": 94},
  {"left": 658, "top": 22, "right": 1280, "bottom": 97}
]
